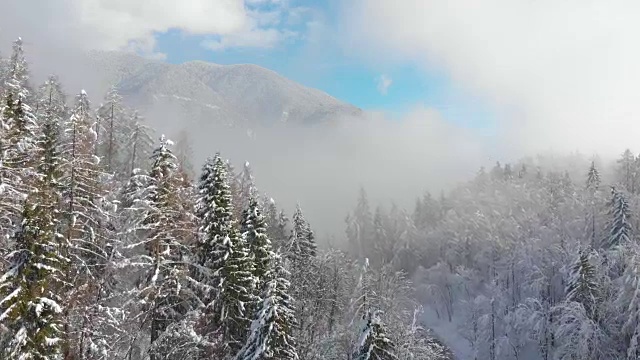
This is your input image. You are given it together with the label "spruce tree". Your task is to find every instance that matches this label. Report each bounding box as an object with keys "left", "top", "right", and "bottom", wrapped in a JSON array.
[
  {"left": 262, "top": 196, "right": 288, "bottom": 252},
  {"left": 617, "top": 149, "right": 636, "bottom": 193},
  {"left": 587, "top": 161, "right": 601, "bottom": 191},
  {"left": 125, "top": 111, "right": 154, "bottom": 174},
  {"left": 195, "top": 154, "right": 235, "bottom": 276},
  {"left": 60, "top": 90, "right": 120, "bottom": 358},
  {"left": 219, "top": 224, "right": 256, "bottom": 356},
  {"left": 96, "top": 86, "right": 126, "bottom": 173},
  {"left": 353, "top": 310, "right": 398, "bottom": 360},
  {"left": 60, "top": 90, "right": 109, "bottom": 275},
  {"left": 239, "top": 161, "right": 254, "bottom": 213},
  {"left": 566, "top": 250, "right": 599, "bottom": 319},
  {"left": 605, "top": 187, "right": 631, "bottom": 250},
  {"left": 241, "top": 187, "right": 275, "bottom": 323},
  {"left": 0, "top": 187, "right": 66, "bottom": 359},
  {"left": 135, "top": 135, "right": 191, "bottom": 360},
  {"left": 346, "top": 188, "right": 373, "bottom": 259},
  {"left": 242, "top": 190, "right": 273, "bottom": 283},
  {"left": 173, "top": 129, "right": 195, "bottom": 181},
  {"left": 0, "top": 37, "right": 39, "bottom": 239},
  {"left": 586, "top": 161, "right": 601, "bottom": 247},
  {"left": 195, "top": 153, "right": 257, "bottom": 356},
  {"left": 616, "top": 247, "right": 640, "bottom": 360},
  {"left": 235, "top": 255, "right": 299, "bottom": 360},
  {"left": 0, "top": 98, "right": 66, "bottom": 358},
  {"left": 286, "top": 204, "right": 317, "bottom": 262}
]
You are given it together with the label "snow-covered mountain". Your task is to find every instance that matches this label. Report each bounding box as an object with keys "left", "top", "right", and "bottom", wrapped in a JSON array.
[{"left": 87, "top": 51, "right": 362, "bottom": 129}]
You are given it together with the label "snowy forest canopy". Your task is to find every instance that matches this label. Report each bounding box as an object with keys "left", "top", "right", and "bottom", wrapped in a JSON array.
[
  {"left": 0, "top": 38, "right": 450, "bottom": 360},
  {"left": 2, "top": 35, "right": 640, "bottom": 360}
]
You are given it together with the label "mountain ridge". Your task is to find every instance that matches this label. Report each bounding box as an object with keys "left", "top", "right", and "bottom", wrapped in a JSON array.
[{"left": 87, "top": 50, "right": 362, "bottom": 129}]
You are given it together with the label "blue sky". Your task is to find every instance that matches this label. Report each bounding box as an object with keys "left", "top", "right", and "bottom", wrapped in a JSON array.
[{"left": 150, "top": 0, "right": 496, "bottom": 130}]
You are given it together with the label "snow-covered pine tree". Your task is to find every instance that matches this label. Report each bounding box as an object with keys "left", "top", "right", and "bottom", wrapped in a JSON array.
[
  {"left": 235, "top": 254, "right": 299, "bottom": 360},
  {"left": 195, "top": 153, "right": 257, "bottom": 356},
  {"left": 239, "top": 161, "right": 254, "bottom": 213},
  {"left": 195, "top": 154, "right": 234, "bottom": 277},
  {"left": 353, "top": 309, "right": 398, "bottom": 360},
  {"left": 59, "top": 90, "right": 121, "bottom": 358},
  {"left": 346, "top": 188, "right": 374, "bottom": 260},
  {"left": 173, "top": 129, "right": 196, "bottom": 181},
  {"left": 605, "top": 187, "right": 631, "bottom": 250},
  {"left": 227, "top": 160, "right": 244, "bottom": 221},
  {"left": 241, "top": 187, "right": 275, "bottom": 318},
  {"left": 0, "top": 37, "right": 39, "bottom": 240},
  {"left": 131, "top": 135, "right": 193, "bottom": 360},
  {"left": 36, "top": 74, "right": 67, "bottom": 209},
  {"left": 262, "top": 195, "right": 288, "bottom": 252},
  {"left": 219, "top": 212, "right": 256, "bottom": 356},
  {"left": 0, "top": 101, "right": 67, "bottom": 359},
  {"left": 586, "top": 161, "right": 600, "bottom": 192},
  {"left": 617, "top": 149, "right": 636, "bottom": 193},
  {"left": 96, "top": 86, "right": 126, "bottom": 173},
  {"left": 286, "top": 204, "right": 317, "bottom": 262},
  {"left": 242, "top": 189, "right": 273, "bottom": 277},
  {"left": 565, "top": 250, "right": 599, "bottom": 319},
  {"left": 124, "top": 111, "right": 154, "bottom": 175},
  {"left": 615, "top": 243, "right": 640, "bottom": 360},
  {"left": 0, "top": 184, "right": 67, "bottom": 359},
  {"left": 585, "top": 161, "right": 601, "bottom": 247}
]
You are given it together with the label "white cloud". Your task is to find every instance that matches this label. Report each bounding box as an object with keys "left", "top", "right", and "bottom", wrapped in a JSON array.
[
  {"left": 343, "top": 0, "right": 640, "bottom": 157},
  {"left": 376, "top": 74, "right": 393, "bottom": 95},
  {"left": 201, "top": 5, "right": 299, "bottom": 51},
  {"left": 0, "top": 0, "right": 305, "bottom": 55}
]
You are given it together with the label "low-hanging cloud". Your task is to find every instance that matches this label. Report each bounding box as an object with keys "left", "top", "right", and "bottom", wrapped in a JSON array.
[
  {"left": 342, "top": 0, "right": 640, "bottom": 157},
  {"left": 150, "top": 107, "right": 492, "bottom": 235}
]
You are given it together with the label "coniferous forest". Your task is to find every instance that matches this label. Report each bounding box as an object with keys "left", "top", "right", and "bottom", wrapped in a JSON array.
[
  {"left": 3, "top": 35, "right": 640, "bottom": 360},
  {"left": 0, "top": 38, "right": 449, "bottom": 360}
]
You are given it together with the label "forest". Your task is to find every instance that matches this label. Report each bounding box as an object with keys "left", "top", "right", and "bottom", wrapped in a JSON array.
[
  {"left": 2, "top": 34, "right": 640, "bottom": 360},
  {"left": 0, "top": 38, "right": 451, "bottom": 360}
]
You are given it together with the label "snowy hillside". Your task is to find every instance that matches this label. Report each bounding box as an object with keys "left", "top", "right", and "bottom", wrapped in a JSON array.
[{"left": 87, "top": 51, "right": 362, "bottom": 128}]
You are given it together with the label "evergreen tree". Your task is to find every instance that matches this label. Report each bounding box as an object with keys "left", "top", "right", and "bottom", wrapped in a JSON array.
[
  {"left": 263, "top": 196, "right": 281, "bottom": 246},
  {"left": 227, "top": 160, "right": 244, "bottom": 221},
  {"left": 286, "top": 204, "right": 317, "bottom": 262},
  {"left": 60, "top": 90, "right": 119, "bottom": 358},
  {"left": 0, "top": 97, "right": 67, "bottom": 358},
  {"left": 173, "top": 128, "right": 195, "bottom": 181},
  {"left": 585, "top": 161, "right": 601, "bottom": 247},
  {"left": 60, "top": 90, "right": 108, "bottom": 274},
  {"left": 0, "top": 187, "right": 66, "bottom": 359},
  {"left": 586, "top": 161, "right": 601, "bottom": 191},
  {"left": 235, "top": 255, "right": 299, "bottom": 360},
  {"left": 219, "top": 226, "right": 257, "bottom": 356},
  {"left": 195, "top": 153, "right": 257, "bottom": 356},
  {"left": 125, "top": 111, "right": 154, "bottom": 174},
  {"left": 0, "top": 37, "right": 39, "bottom": 238},
  {"left": 605, "top": 187, "right": 631, "bottom": 249},
  {"left": 615, "top": 245, "right": 640, "bottom": 360},
  {"left": 262, "top": 196, "right": 289, "bottom": 252},
  {"left": 96, "top": 86, "right": 126, "bottom": 173},
  {"left": 135, "top": 135, "right": 192, "bottom": 360},
  {"left": 565, "top": 250, "right": 599, "bottom": 319},
  {"left": 353, "top": 309, "right": 398, "bottom": 360},
  {"left": 241, "top": 189, "right": 274, "bottom": 288},
  {"left": 617, "top": 149, "right": 636, "bottom": 193},
  {"left": 346, "top": 187, "right": 373, "bottom": 259},
  {"left": 239, "top": 161, "right": 255, "bottom": 213},
  {"left": 195, "top": 154, "right": 235, "bottom": 275}
]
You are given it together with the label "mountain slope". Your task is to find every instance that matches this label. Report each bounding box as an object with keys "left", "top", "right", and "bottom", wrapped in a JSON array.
[{"left": 87, "top": 51, "right": 362, "bottom": 128}]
